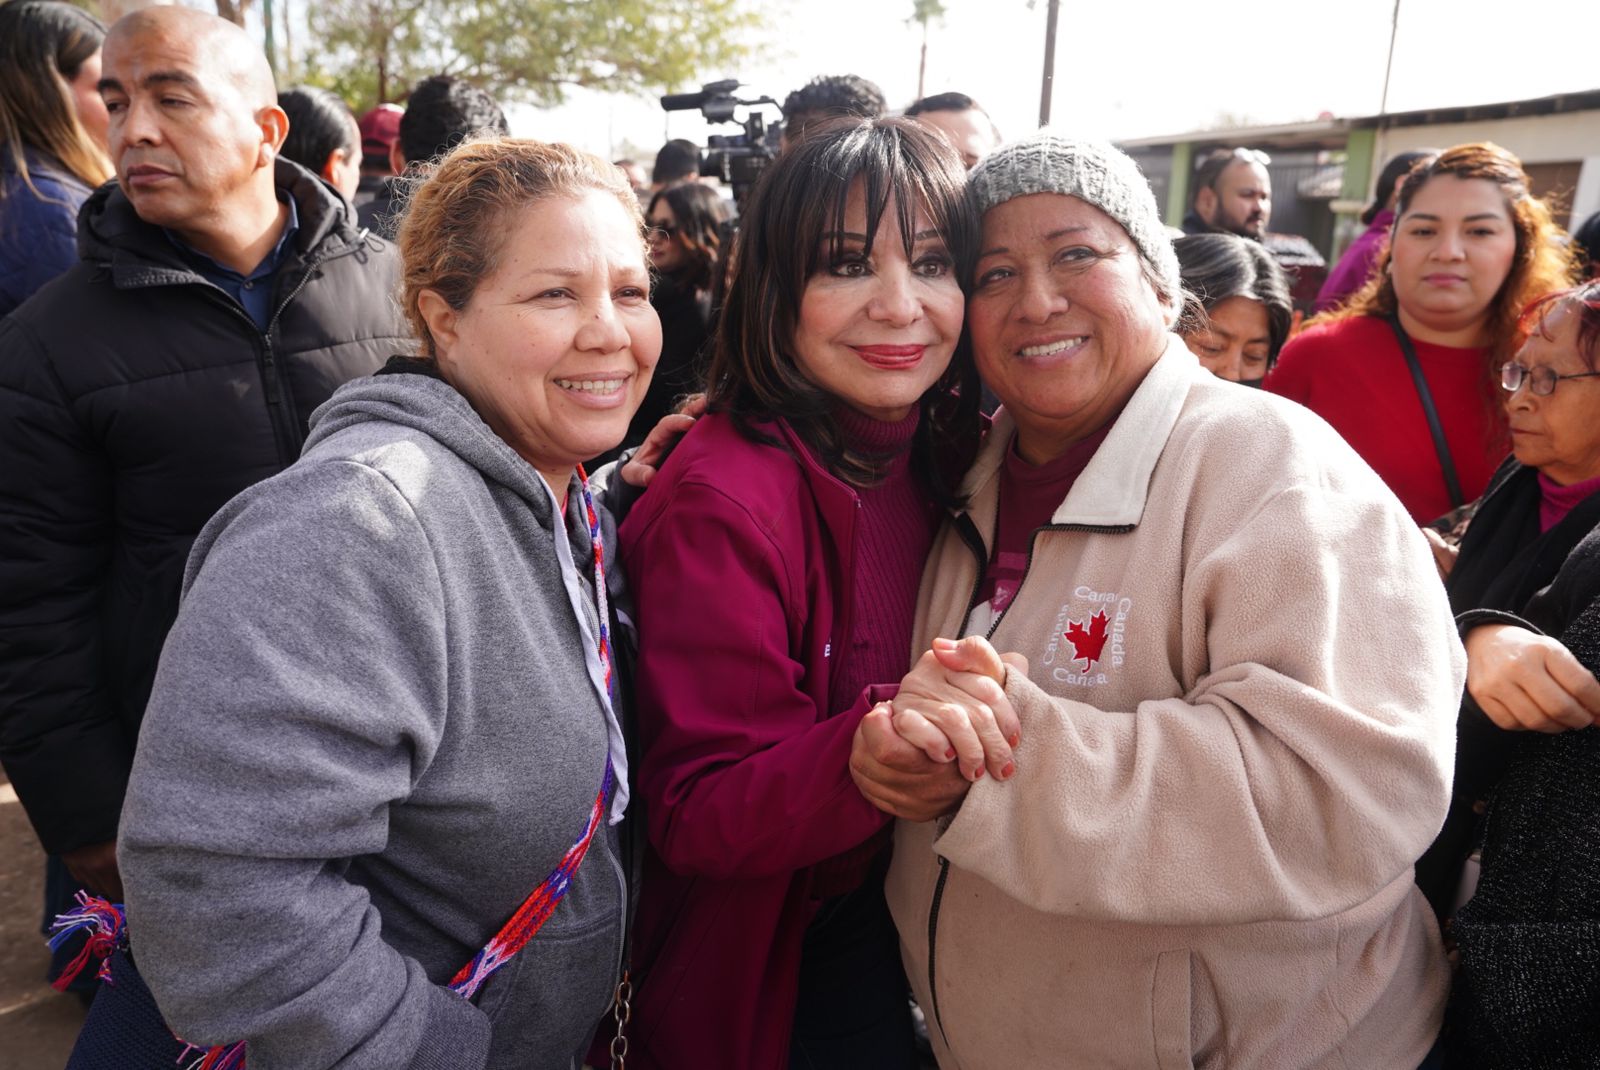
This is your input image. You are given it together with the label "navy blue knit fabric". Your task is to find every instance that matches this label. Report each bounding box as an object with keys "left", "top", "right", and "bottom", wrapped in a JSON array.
[{"left": 66, "top": 949, "right": 190, "bottom": 1070}]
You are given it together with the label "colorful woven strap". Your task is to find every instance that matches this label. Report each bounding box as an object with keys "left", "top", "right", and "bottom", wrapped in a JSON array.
[
  {"left": 443, "top": 465, "right": 619, "bottom": 1002},
  {"left": 575, "top": 463, "right": 617, "bottom": 705},
  {"left": 181, "top": 1041, "right": 246, "bottom": 1070},
  {"left": 448, "top": 757, "right": 616, "bottom": 1000}
]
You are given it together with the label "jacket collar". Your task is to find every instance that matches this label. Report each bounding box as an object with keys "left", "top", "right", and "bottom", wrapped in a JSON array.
[
  {"left": 770, "top": 416, "right": 865, "bottom": 534},
  {"left": 79, "top": 157, "right": 360, "bottom": 290},
  {"left": 960, "top": 333, "right": 1199, "bottom": 529}
]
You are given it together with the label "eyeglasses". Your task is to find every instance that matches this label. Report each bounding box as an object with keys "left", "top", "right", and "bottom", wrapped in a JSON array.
[
  {"left": 647, "top": 223, "right": 678, "bottom": 242},
  {"left": 1500, "top": 361, "right": 1600, "bottom": 396}
]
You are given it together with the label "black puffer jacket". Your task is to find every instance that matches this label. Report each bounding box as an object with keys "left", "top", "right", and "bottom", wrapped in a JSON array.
[{"left": 0, "top": 158, "right": 409, "bottom": 856}]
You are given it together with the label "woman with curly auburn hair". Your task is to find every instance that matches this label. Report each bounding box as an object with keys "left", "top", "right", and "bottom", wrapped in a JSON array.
[{"left": 1266, "top": 142, "right": 1579, "bottom": 524}]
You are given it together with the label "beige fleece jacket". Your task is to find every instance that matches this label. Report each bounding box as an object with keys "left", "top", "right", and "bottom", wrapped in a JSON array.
[{"left": 887, "top": 337, "right": 1462, "bottom": 1069}]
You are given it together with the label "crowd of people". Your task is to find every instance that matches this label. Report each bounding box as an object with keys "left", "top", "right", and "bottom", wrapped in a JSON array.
[{"left": 3, "top": 3, "right": 1600, "bottom": 1069}]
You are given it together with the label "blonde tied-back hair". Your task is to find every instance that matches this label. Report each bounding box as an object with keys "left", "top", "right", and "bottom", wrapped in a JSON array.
[
  {"left": 0, "top": 1, "right": 113, "bottom": 200},
  {"left": 397, "top": 138, "right": 645, "bottom": 357}
]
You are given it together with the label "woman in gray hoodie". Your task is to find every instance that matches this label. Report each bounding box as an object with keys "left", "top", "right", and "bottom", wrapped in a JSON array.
[{"left": 111, "top": 139, "right": 662, "bottom": 1070}]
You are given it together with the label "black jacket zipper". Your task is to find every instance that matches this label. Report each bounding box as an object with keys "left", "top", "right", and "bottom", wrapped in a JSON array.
[
  {"left": 122, "top": 234, "right": 344, "bottom": 469},
  {"left": 207, "top": 246, "right": 339, "bottom": 466}
]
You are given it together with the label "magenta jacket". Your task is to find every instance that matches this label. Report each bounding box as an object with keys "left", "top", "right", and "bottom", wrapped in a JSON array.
[
  {"left": 618, "top": 411, "right": 895, "bottom": 1069},
  {"left": 1315, "top": 209, "right": 1394, "bottom": 313}
]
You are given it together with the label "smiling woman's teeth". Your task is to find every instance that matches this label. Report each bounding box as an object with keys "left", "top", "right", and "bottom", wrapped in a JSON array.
[
  {"left": 1019, "top": 338, "right": 1085, "bottom": 358},
  {"left": 556, "top": 379, "right": 624, "bottom": 394}
]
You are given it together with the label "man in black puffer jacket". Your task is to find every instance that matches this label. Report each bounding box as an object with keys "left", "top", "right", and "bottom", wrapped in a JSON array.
[{"left": 0, "top": 6, "right": 409, "bottom": 906}]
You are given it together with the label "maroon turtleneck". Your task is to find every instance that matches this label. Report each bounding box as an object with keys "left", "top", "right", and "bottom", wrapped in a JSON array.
[
  {"left": 827, "top": 404, "right": 939, "bottom": 716},
  {"left": 1539, "top": 470, "right": 1600, "bottom": 532},
  {"left": 974, "top": 421, "right": 1115, "bottom": 617}
]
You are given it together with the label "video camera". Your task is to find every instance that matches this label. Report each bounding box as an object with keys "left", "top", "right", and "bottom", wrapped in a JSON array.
[{"left": 660, "top": 80, "right": 780, "bottom": 206}]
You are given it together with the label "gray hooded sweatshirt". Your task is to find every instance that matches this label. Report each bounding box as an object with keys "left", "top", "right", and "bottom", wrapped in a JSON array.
[{"left": 119, "top": 366, "right": 628, "bottom": 1070}]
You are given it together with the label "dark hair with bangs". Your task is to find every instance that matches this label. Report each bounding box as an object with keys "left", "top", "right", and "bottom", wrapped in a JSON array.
[
  {"left": 706, "top": 117, "right": 980, "bottom": 502},
  {"left": 1362, "top": 150, "right": 1436, "bottom": 227}
]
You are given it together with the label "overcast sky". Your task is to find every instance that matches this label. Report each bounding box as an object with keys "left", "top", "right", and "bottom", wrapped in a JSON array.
[{"left": 510, "top": 0, "right": 1600, "bottom": 159}]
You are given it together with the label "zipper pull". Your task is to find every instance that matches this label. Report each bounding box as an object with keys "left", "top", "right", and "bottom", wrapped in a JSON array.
[{"left": 261, "top": 342, "right": 281, "bottom": 404}]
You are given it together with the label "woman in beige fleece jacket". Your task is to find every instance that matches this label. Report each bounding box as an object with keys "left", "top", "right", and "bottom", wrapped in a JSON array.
[{"left": 849, "top": 136, "right": 1464, "bottom": 1069}]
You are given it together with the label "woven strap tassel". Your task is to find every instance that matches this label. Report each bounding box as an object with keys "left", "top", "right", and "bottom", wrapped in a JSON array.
[{"left": 47, "top": 893, "right": 126, "bottom": 990}]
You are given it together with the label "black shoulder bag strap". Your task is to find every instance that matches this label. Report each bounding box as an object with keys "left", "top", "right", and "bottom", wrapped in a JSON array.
[{"left": 1387, "top": 314, "right": 1465, "bottom": 510}]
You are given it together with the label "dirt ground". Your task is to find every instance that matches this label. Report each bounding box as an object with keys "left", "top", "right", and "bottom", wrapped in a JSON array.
[{"left": 0, "top": 771, "right": 86, "bottom": 1070}]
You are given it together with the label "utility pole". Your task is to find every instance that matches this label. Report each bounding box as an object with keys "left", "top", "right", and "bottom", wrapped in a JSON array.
[
  {"left": 1038, "top": 0, "right": 1061, "bottom": 127},
  {"left": 908, "top": 1, "right": 945, "bottom": 103},
  {"left": 262, "top": 0, "right": 277, "bottom": 75},
  {"left": 917, "top": 19, "right": 929, "bottom": 100},
  {"left": 282, "top": 0, "right": 294, "bottom": 84},
  {"left": 1374, "top": 0, "right": 1402, "bottom": 189},
  {"left": 1378, "top": 0, "right": 1401, "bottom": 118}
]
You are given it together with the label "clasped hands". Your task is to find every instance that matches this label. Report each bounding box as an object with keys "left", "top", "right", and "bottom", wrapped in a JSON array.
[{"left": 849, "top": 635, "right": 1029, "bottom": 822}]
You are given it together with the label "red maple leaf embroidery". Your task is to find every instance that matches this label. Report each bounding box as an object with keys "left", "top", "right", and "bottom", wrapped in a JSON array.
[{"left": 1064, "top": 610, "right": 1109, "bottom": 669}]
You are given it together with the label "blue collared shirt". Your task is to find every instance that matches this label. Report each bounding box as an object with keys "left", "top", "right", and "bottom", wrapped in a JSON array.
[{"left": 166, "top": 193, "right": 300, "bottom": 332}]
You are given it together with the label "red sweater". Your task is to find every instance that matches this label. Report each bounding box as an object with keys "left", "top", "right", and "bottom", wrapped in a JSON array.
[{"left": 1265, "top": 315, "right": 1506, "bottom": 523}]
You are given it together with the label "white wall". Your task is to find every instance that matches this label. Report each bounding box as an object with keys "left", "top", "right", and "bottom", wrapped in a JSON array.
[
  {"left": 1572, "top": 156, "right": 1600, "bottom": 228},
  {"left": 1371, "top": 110, "right": 1600, "bottom": 229},
  {"left": 1374, "top": 110, "right": 1600, "bottom": 167}
]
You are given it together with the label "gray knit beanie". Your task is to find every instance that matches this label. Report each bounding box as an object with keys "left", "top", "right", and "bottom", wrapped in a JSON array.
[{"left": 968, "top": 134, "right": 1181, "bottom": 301}]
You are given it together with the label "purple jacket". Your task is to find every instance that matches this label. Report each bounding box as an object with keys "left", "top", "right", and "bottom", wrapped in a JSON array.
[
  {"left": 1315, "top": 210, "right": 1393, "bottom": 313},
  {"left": 618, "top": 411, "right": 894, "bottom": 1069}
]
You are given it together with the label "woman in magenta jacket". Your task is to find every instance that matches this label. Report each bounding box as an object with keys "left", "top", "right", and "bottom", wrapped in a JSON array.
[{"left": 617, "top": 119, "right": 988, "bottom": 1068}]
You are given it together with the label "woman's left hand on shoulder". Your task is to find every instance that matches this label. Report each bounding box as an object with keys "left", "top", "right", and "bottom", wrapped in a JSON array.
[{"left": 619, "top": 395, "right": 706, "bottom": 488}]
